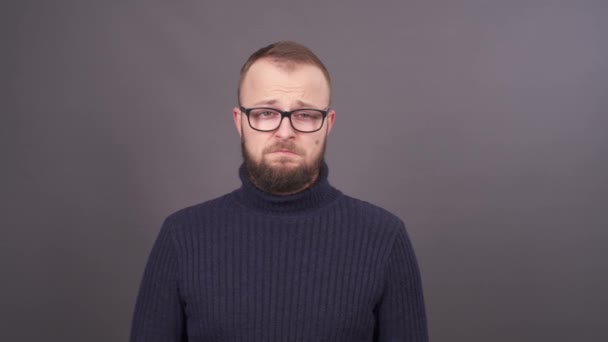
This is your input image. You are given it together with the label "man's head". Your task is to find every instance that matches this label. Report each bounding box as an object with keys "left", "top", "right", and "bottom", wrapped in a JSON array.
[{"left": 233, "top": 41, "right": 336, "bottom": 195}]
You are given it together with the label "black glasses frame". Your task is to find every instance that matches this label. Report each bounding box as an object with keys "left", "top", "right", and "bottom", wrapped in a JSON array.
[{"left": 239, "top": 106, "right": 329, "bottom": 133}]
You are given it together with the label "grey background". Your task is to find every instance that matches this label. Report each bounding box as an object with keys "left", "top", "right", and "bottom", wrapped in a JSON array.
[{"left": 3, "top": 0, "right": 607, "bottom": 341}]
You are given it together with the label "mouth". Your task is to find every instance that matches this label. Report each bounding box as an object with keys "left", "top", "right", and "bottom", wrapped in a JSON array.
[
  {"left": 265, "top": 142, "right": 303, "bottom": 157},
  {"left": 270, "top": 150, "right": 299, "bottom": 156}
]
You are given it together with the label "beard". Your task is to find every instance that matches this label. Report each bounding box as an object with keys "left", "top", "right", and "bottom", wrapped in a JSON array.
[{"left": 242, "top": 138, "right": 326, "bottom": 195}]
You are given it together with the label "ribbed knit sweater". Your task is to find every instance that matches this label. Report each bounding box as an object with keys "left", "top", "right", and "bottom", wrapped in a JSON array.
[{"left": 130, "top": 163, "right": 428, "bottom": 341}]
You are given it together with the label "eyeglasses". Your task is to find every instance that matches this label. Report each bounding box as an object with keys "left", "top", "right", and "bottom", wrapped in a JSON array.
[{"left": 240, "top": 106, "right": 329, "bottom": 133}]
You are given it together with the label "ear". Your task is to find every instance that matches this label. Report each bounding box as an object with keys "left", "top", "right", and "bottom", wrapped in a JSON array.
[
  {"left": 325, "top": 109, "right": 336, "bottom": 135},
  {"left": 232, "top": 107, "right": 243, "bottom": 137}
]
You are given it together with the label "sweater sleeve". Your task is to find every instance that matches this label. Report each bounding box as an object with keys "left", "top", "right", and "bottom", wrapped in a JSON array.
[
  {"left": 130, "top": 220, "right": 186, "bottom": 342},
  {"left": 374, "top": 222, "right": 428, "bottom": 342}
]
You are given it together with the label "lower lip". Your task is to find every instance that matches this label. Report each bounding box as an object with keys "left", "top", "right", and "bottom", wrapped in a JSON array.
[{"left": 271, "top": 151, "right": 298, "bottom": 156}]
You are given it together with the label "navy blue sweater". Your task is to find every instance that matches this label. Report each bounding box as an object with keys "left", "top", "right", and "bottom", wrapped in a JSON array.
[{"left": 130, "top": 163, "right": 428, "bottom": 341}]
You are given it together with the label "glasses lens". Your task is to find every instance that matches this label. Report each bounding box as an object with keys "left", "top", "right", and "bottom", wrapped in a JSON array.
[
  {"left": 246, "top": 108, "right": 326, "bottom": 132},
  {"left": 290, "top": 110, "right": 325, "bottom": 132},
  {"left": 248, "top": 108, "right": 282, "bottom": 131}
]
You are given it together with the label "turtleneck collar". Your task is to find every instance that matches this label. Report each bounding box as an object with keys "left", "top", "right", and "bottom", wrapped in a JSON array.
[{"left": 233, "top": 161, "right": 341, "bottom": 215}]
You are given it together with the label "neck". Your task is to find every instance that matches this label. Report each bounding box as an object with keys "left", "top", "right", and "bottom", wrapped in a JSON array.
[
  {"left": 255, "top": 172, "right": 319, "bottom": 196},
  {"left": 244, "top": 159, "right": 322, "bottom": 195},
  {"left": 233, "top": 161, "right": 341, "bottom": 215}
]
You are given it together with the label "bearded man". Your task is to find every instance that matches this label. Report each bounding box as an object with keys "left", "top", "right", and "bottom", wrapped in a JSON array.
[{"left": 130, "top": 41, "right": 428, "bottom": 342}]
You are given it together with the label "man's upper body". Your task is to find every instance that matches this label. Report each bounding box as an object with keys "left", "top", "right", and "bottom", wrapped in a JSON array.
[{"left": 130, "top": 41, "right": 428, "bottom": 342}]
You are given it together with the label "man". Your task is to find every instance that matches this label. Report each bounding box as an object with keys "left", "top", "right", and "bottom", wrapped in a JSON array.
[{"left": 130, "top": 41, "right": 428, "bottom": 341}]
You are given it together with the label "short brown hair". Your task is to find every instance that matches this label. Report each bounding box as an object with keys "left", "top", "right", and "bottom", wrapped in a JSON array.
[{"left": 238, "top": 41, "right": 331, "bottom": 103}]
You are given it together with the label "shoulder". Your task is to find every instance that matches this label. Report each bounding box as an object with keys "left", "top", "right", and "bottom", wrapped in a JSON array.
[
  {"left": 160, "top": 191, "right": 237, "bottom": 231},
  {"left": 337, "top": 193, "right": 407, "bottom": 236},
  {"left": 339, "top": 194, "right": 403, "bottom": 223}
]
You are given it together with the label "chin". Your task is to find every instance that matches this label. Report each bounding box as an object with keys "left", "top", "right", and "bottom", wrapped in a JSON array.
[
  {"left": 268, "top": 158, "right": 301, "bottom": 168},
  {"left": 266, "top": 154, "right": 299, "bottom": 163}
]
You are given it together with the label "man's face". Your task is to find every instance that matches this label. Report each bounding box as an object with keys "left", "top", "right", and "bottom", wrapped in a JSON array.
[{"left": 233, "top": 58, "right": 335, "bottom": 194}]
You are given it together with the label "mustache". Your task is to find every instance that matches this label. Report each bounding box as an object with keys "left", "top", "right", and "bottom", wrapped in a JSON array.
[{"left": 263, "top": 141, "right": 305, "bottom": 155}]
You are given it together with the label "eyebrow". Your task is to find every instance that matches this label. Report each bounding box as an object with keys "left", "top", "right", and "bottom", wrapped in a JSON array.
[{"left": 251, "top": 99, "right": 323, "bottom": 109}]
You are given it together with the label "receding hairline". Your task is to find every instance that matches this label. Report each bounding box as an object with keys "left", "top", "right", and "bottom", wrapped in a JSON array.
[
  {"left": 242, "top": 57, "right": 329, "bottom": 84},
  {"left": 239, "top": 58, "right": 332, "bottom": 104},
  {"left": 241, "top": 56, "right": 330, "bottom": 81},
  {"left": 237, "top": 41, "right": 332, "bottom": 103}
]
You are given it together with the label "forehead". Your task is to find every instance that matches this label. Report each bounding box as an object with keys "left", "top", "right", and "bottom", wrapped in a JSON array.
[{"left": 240, "top": 59, "right": 330, "bottom": 107}]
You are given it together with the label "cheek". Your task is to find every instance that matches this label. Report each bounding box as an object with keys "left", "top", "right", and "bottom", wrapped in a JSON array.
[
  {"left": 305, "top": 137, "right": 323, "bottom": 157},
  {"left": 247, "top": 142, "right": 264, "bottom": 156},
  {"left": 243, "top": 131, "right": 272, "bottom": 156}
]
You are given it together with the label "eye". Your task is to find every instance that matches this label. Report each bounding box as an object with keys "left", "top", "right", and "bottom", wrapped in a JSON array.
[
  {"left": 297, "top": 112, "right": 312, "bottom": 119},
  {"left": 250, "top": 109, "right": 279, "bottom": 119},
  {"left": 260, "top": 111, "right": 274, "bottom": 117},
  {"left": 293, "top": 110, "right": 322, "bottom": 120}
]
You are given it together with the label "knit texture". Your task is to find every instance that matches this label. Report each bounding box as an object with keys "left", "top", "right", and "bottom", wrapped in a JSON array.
[{"left": 130, "top": 162, "right": 428, "bottom": 341}]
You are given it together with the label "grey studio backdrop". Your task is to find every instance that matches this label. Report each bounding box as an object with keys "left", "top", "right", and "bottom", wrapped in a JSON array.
[{"left": 3, "top": 1, "right": 607, "bottom": 341}]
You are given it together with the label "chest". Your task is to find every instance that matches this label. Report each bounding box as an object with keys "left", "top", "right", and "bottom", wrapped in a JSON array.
[{"left": 177, "top": 222, "right": 385, "bottom": 341}]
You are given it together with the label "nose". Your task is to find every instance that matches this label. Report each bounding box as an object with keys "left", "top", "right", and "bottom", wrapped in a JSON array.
[{"left": 274, "top": 116, "right": 296, "bottom": 139}]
